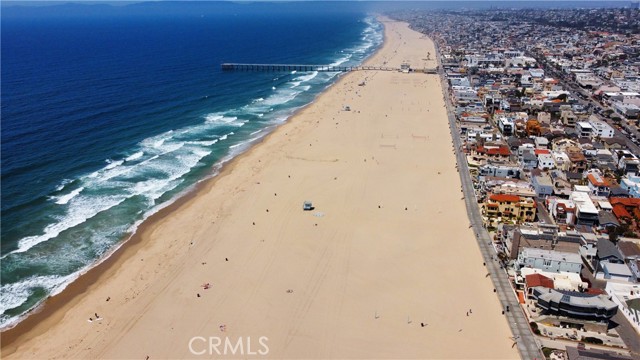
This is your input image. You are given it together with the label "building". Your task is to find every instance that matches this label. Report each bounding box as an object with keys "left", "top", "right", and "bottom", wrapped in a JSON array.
[
  {"left": 548, "top": 198, "right": 576, "bottom": 225},
  {"left": 585, "top": 170, "right": 611, "bottom": 197},
  {"left": 521, "top": 150, "right": 538, "bottom": 170},
  {"left": 478, "top": 164, "right": 520, "bottom": 178},
  {"left": 532, "top": 172, "right": 554, "bottom": 197},
  {"left": 497, "top": 117, "right": 514, "bottom": 136},
  {"left": 612, "top": 150, "right": 640, "bottom": 175},
  {"left": 613, "top": 102, "right": 640, "bottom": 119},
  {"left": 620, "top": 175, "right": 640, "bottom": 198},
  {"left": 452, "top": 86, "right": 478, "bottom": 102},
  {"left": 570, "top": 189, "right": 599, "bottom": 226},
  {"left": 592, "top": 238, "right": 625, "bottom": 274},
  {"left": 530, "top": 287, "right": 618, "bottom": 321},
  {"left": 566, "top": 146, "right": 588, "bottom": 173},
  {"left": 537, "top": 153, "right": 555, "bottom": 170},
  {"left": 597, "top": 262, "right": 634, "bottom": 283},
  {"left": 516, "top": 247, "right": 582, "bottom": 274},
  {"left": 610, "top": 197, "right": 640, "bottom": 226},
  {"left": 576, "top": 121, "right": 594, "bottom": 139},
  {"left": 482, "top": 194, "right": 536, "bottom": 224},
  {"left": 618, "top": 241, "right": 640, "bottom": 282},
  {"left": 524, "top": 273, "right": 554, "bottom": 299},
  {"left": 475, "top": 144, "right": 511, "bottom": 160},
  {"left": 588, "top": 118, "right": 615, "bottom": 139},
  {"left": 565, "top": 346, "right": 633, "bottom": 360},
  {"left": 520, "top": 267, "right": 587, "bottom": 292},
  {"left": 606, "top": 282, "right": 640, "bottom": 335},
  {"left": 561, "top": 109, "right": 578, "bottom": 127}
]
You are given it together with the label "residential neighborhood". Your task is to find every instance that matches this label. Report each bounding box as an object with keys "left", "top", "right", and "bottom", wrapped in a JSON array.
[{"left": 394, "top": 5, "right": 640, "bottom": 360}]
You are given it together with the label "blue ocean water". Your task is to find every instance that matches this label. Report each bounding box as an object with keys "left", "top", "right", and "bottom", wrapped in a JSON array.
[{"left": 0, "top": 2, "right": 382, "bottom": 328}]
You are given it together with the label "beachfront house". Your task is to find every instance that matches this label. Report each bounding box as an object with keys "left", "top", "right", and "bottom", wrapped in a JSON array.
[
  {"left": 515, "top": 247, "right": 583, "bottom": 274},
  {"left": 530, "top": 287, "right": 618, "bottom": 321},
  {"left": 482, "top": 194, "right": 536, "bottom": 226}
]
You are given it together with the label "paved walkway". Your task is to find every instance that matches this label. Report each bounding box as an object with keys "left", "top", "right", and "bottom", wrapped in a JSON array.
[{"left": 435, "top": 49, "right": 544, "bottom": 360}]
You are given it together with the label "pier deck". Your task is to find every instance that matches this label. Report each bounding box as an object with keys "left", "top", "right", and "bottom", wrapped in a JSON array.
[{"left": 221, "top": 63, "right": 437, "bottom": 73}]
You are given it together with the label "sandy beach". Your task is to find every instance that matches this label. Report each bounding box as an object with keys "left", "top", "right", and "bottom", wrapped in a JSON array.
[{"left": 2, "top": 18, "right": 519, "bottom": 359}]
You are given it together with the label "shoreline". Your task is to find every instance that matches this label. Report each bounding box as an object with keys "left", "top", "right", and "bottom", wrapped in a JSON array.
[
  {"left": 0, "top": 17, "right": 385, "bottom": 350},
  {"left": 3, "top": 17, "right": 518, "bottom": 359}
]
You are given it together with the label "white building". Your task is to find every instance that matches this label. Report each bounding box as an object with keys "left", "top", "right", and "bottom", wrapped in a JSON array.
[
  {"left": 538, "top": 153, "right": 555, "bottom": 170},
  {"left": 516, "top": 248, "right": 583, "bottom": 274},
  {"left": 452, "top": 86, "right": 478, "bottom": 102},
  {"left": 621, "top": 175, "right": 640, "bottom": 198},
  {"left": 597, "top": 262, "right": 634, "bottom": 283},
  {"left": 588, "top": 118, "right": 615, "bottom": 138},
  {"left": 570, "top": 188, "right": 599, "bottom": 226},
  {"left": 520, "top": 267, "right": 587, "bottom": 291},
  {"left": 552, "top": 151, "right": 571, "bottom": 171},
  {"left": 547, "top": 197, "right": 576, "bottom": 225},
  {"left": 576, "top": 121, "right": 594, "bottom": 138},
  {"left": 613, "top": 102, "right": 640, "bottom": 118},
  {"left": 613, "top": 150, "right": 640, "bottom": 175},
  {"left": 497, "top": 117, "right": 514, "bottom": 136},
  {"left": 606, "top": 282, "right": 640, "bottom": 334}
]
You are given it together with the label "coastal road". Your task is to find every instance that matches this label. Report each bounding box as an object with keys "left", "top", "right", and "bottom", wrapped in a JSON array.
[{"left": 436, "top": 51, "right": 544, "bottom": 360}]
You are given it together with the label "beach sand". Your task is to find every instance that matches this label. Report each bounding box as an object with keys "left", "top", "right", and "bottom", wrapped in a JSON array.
[{"left": 2, "top": 18, "right": 519, "bottom": 359}]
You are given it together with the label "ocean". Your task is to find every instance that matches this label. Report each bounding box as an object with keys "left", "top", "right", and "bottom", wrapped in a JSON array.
[{"left": 0, "top": 1, "right": 383, "bottom": 329}]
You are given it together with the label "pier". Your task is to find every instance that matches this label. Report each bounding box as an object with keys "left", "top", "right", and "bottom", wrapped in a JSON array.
[{"left": 221, "top": 63, "right": 436, "bottom": 73}]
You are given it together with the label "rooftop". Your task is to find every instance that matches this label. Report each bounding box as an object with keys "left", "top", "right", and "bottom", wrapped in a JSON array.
[{"left": 520, "top": 247, "right": 582, "bottom": 264}]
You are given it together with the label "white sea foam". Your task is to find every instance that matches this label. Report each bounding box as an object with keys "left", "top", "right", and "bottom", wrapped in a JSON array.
[
  {"left": 262, "top": 90, "right": 301, "bottom": 107},
  {"left": 55, "top": 179, "right": 72, "bottom": 192},
  {"left": 187, "top": 139, "right": 218, "bottom": 146},
  {"left": 14, "top": 195, "right": 129, "bottom": 254},
  {"left": 204, "top": 113, "right": 245, "bottom": 127},
  {"left": 104, "top": 159, "right": 124, "bottom": 170},
  {"left": 0, "top": 275, "right": 70, "bottom": 315},
  {"left": 53, "top": 186, "right": 84, "bottom": 205},
  {"left": 125, "top": 151, "right": 144, "bottom": 162},
  {"left": 294, "top": 71, "right": 318, "bottom": 83}
]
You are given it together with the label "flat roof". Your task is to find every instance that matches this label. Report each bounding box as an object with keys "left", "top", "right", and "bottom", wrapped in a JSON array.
[
  {"left": 602, "top": 262, "right": 633, "bottom": 277},
  {"left": 521, "top": 248, "right": 582, "bottom": 264},
  {"left": 535, "top": 287, "right": 617, "bottom": 310},
  {"left": 576, "top": 121, "right": 593, "bottom": 129},
  {"left": 571, "top": 191, "right": 599, "bottom": 214}
]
